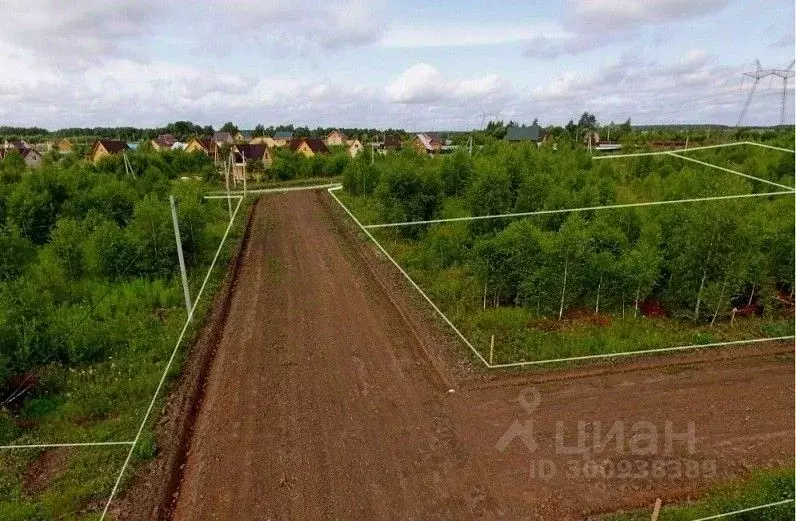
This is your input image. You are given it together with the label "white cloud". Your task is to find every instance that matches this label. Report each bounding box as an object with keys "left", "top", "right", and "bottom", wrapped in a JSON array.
[
  {"left": 525, "top": 0, "right": 729, "bottom": 59},
  {"left": 208, "top": 0, "right": 387, "bottom": 51},
  {"left": 385, "top": 63, "right": 508, "bottom": 104},
  {"left": 379, "top": 23, "right": 568, "bottom": 48},
  {"left": 0, "top": 0, "right": 164, "bottom": 61},
  {"left": 569, "top": 0, "right": 729, "bottom": 29}
]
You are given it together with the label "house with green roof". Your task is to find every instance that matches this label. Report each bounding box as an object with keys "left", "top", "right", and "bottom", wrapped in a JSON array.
[{"left": 504, "top": 121, "right": 545, "bottom": 144}]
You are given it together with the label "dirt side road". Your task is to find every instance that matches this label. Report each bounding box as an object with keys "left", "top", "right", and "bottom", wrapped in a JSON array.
[{"left": 170, "top": 191, "right": 793, "bottom": 521}]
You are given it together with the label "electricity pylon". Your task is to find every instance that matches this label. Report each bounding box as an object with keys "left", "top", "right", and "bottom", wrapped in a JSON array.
[
  {"left": 738, "top": 59, "right": 795, "bottom": 126},
  {"left": 773, "top": 60, "right": 795, "bottom": 124}
]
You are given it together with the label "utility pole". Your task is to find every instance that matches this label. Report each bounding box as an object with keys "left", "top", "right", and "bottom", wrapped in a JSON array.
[
  {"left": 224, "top": 154, "right": 232, "bottom": 220},
  {"left": 122, "top": 151, "right": 135, "bottom": 177},
  {"left": 169, "top": 195, "right": 192, "bottom": 318},
  {"left": 242, "top": 150, "right": 247, "bottom": 198}
]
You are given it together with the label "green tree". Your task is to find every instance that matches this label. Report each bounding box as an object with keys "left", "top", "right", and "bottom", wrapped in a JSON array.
[
  {"left": 0, "top": 227, "right": 35, "bottom": 281},
  {"left": 220, "top": 122, "right": 238, "bottom": 133},
  {"left": 45, "top": 218, "right": 86, "bottom": 279},
  {"left": 127, "top": 195, "right": 176, "bottom": 276},
  {"left": 441, "top": 149, "right": 474, "bottom": 197},
  {"left": 377, "top": 162, "right": 441, "bottom": 234}
]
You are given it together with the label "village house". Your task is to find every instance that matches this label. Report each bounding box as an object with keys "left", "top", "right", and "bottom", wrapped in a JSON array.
[
  {"left": 54, "top": 138, "right": 73, "bottom": 153},
  {"left": 20, "top": 147, "right": 43, "bottom": 168},
  {"left": 325, "top": 129, "right": 348, "bottom": 147},
  {"left": 185, "top": 138, "right": 219, "bottom": 161},
  {"left": 288, "top": 138, "right": 329, "bottom": 158},
  {"left": 504, "top": 122, "right": 545, "bottom": 145},
  {"left": 273, "top": 130, "right": 293, "bottom": 147},
  {"left": 0, "top": 146, "right": 43, "bottom": 168},
  {"left": 412, "top": 133, "right": 443, "bottom": 155},
  {"left": 213, "top": 132, "right": 234, "bottom": 145},
  {"left": 582, "top": 130, "right": 600, "bottom": 145},
  {"left": 89, "top": 139, "right": 129, "bottom": 163},
  {"left": 250, "top": 136, "right": 277, "bottom": 147},
  {"left": 233, "top": 131, "right": 253, "bottom": 143},
  {"left": 150, "top": 137, "right": 173, "bottom": 151},
  {"left": 348, "top": 139, "right": 364, "bottom": 158},
  {"left": 3, "top": 139, "right": 28, "bottom": 150},
  {"left": 229, "top": 144, "right": 272, "bottom": 182},
  {"left": 373, "top": 135, "right": 403, "bottom": 155},
  {"left": 156, "top": 134, "right": 176, "bottom": 147}
]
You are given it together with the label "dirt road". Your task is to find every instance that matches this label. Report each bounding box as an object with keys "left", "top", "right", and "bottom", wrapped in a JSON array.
[{"left": 170, "top": 191, "right": 793, "bottom": 520}]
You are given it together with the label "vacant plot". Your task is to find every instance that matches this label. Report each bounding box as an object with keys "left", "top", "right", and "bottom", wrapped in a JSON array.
[
  {"left": 163, "top": 191, "right": 793, "bottom": 521},
  {"left": 0, "top": 153, "right": 249, "bottom": 520},
  {"left": 676, "top": 142, "right": 795, "bottom": 189},
  {"left": 335, "top": 143, "right": 795, "bottom": 367}
]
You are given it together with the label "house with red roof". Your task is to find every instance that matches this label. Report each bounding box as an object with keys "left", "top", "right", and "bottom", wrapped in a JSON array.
[
  {"left": 90, "top": 139, "right": 129, "bottom": 163},
  {"left": 288, "top": 138, "right": 329, "bottom": 157}
]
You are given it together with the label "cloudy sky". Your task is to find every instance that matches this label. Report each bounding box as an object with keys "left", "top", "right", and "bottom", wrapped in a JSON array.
[{"left": 0, "top": 0, "right": 793, "bottom": 130}]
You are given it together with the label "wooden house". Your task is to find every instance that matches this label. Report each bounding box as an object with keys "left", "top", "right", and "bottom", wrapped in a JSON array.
[
  {"left": 229, "top": 144, "right": 272, "bottom": 182},
  {"left": 185, "top": 138, "right": 219, "bottom": 161},
  {"left": 0, "top": 147, "right": 43, "bottom": 168},
  {"left": 233, "top": 131, "right": 253, "bottom": 143},
  {"left": 325, "top": 129, "right": 348, "bottom": 147},
  {"left": 250, "top": 136, "right": 277, "bottom": 147},
  {"left": 288, "top": 138, "right": 329, "bottom": 158},
  {"left": 54, "top": 138, "right": 73, "bottom": 153},
  {"left": 273, "top": 131, "right": 293, "bottom": 147},
  {"left": 89, "top": 140, "right": 129, "bottom": 163},
  {"left": 213, "top": 132, "right": 234, "bottom": 145},
  {"left": 348, "top": 139, "right": 364, "bottom": 158},
  {"left": 412, "top": 133, "right": 442, "bottom": 155},
  {"left": 150, "top": 138, "right": 172, "bottom": 151}
]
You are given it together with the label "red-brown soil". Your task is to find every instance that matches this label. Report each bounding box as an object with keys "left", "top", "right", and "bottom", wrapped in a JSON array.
[{"left": 164, "top": 191, "right": 793, "bottom": 520}]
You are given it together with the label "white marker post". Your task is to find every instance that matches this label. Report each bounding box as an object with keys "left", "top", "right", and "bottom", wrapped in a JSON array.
[
  {"left": 169, "top": 195, "right": 192, "bottom": 318},
  {"left": 489, "top": 335, "right": 495, "bottom": 366},
  {"left": 242, "top": 150, "right": 247, "bottom": 198},
  {"left": 224, "top": 156, "right": 232, "bottom": 220},
  {"left": 651, "top": 498, "right": 662, "bottom": 521}
]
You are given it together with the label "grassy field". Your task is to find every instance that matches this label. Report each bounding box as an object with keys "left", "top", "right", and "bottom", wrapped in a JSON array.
[
  {"left": 676, "top": 143, "right": 795, "bottom": 189},
  {"left": 339, "top": 189, "right": 794, "bottom": 366},
  {"left": 0, "top": 191, "right": 252, "bottom": 520},
  {"left": 604, "top": 468, "right": 795, "bottom": 521}
]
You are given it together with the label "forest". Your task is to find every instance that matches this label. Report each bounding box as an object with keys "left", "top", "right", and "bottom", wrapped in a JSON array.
[
  {"left": 0, "top": 148, "right": 245, "bottom": 519},
  {"left": 339, "top": 134, "right": 795, "bottom": 364}
]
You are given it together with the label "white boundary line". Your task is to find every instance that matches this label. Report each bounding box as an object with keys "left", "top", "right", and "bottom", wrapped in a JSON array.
[
  {"left": 743, "top": 141, "right": 796, "bottom": 153},
  {"left": 330, "top": 189, "right": 794, "bottom": 369},
  {"left": 592, "top": 141, "right": 749, "bottom": 159},
  {"left": 99, "top": 194, "right": 245, "bottom": 520},
  {"left": 489, "top": 336, "right": 795, "bottom": 368},
  {"left": 328, "top": 187, "right": 490, "bottom": 366},
  {"left": 592, "top": 140, "right": 795, "bottom": 159},
  {"left": 668, "top": 152, "right": 796, "bottom": 192},
  {"left": 362, "top": 191, "right": 793, "bottom": 229},
  {"left": 206, "top": 182, "right": 341, "bottom": 196},
  {"left": 0, "top": 441, "right": 134, "bottom": 450},
  {"left": 689, "top": 499, "right": 794, "bottom": 520}
]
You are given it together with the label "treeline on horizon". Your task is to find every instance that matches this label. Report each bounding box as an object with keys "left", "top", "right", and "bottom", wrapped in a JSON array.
[
  {"left": 2, "top": 114, "right": 793, "bottom": 144},
  {"left": 341, "top": 134, "right": 795, "bottom": 327},
  {"left": 0, "top": 121, "right": 412, "bottom": 143}
]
